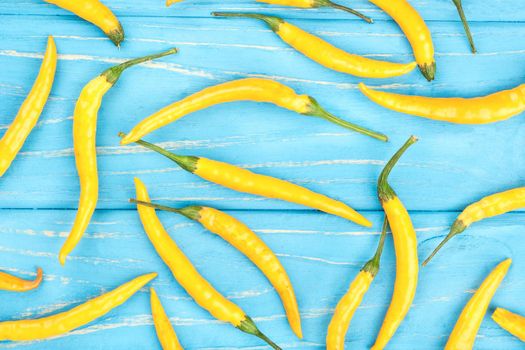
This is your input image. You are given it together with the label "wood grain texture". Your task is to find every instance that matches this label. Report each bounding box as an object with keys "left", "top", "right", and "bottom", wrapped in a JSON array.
[
  {"left": 1, "top": 0, "right": 525, "bottom": 21},
  {"left": 0, "top": 15, "right": 524, "bottom": 211},
  {"left": 0, "top": 0, "right": 524, "bottom": 349},
  {"left": 0, "top": 210, "right": 523, "bottom": 349}
]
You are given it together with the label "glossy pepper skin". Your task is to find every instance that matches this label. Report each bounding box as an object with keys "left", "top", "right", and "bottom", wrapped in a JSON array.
[
  {"left": 45, "top": 0, "right": 124, "bottom": 46},
  {"left": 445, "top": 259, "right": 512, "bottom": 350},
  {"left": 120, "top": 78, "right": 387, "bottom": 144},
  {"left": 359, "top": 82, "right": 525, "bottom": 124},
  {"left": 492, "top": 307, "right": 525, "bottom": 342},
  {"left": 60, "top": 48, "right": 178, "bottom": 266},
  {"left": 371, "top": 136, "right": 419, "bottom": 350},
  {"left": 213, "top": 13, "right": 416, "bottom": 80},
  {"left": 134, "top": 178, "right": 281, "bottom": 349},
  {"left": 150, "top": 288, "right": 184, "bottom": 350},
  {"left": 256, "top": 0, "right": 372, "bottom": 23},
  {"left": 423, "top": 187, "right": 525, "bottom": 265},
  {"left": 0, "top": 268, "right": 43, "bottom": 292},
  {"left": 326, "top": 218, "right": 388, "bottom": 350},
  {"left": 130, "top": 199, "right": 303, "bottom": 339},
  {"left": 121, "top": 135, "right": 372, "bottom": 228},
  {"left": 0, "top": 272, "right": 157, "bottom": 341},
  {"left": 0, "top": 36, "right": 57, "bottom": 178},
  {"left": 367, "top": 0, "right": 435, "bottom": 81}
]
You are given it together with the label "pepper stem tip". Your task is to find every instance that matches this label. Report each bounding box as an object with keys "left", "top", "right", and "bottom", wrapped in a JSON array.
[
  {"left": 211, "top": 12, "right": 283, "bottom": 31},
  {"left": 377, "top": 136, "right": 418, "bottom": 201},
  {"left": 102, "top": 47, "right": 178, "bottom": 84},
  {"left": 321, "top": 0, "right": 373, "bottom": 23},
  {"left": 451, "top": 0, "right": 476, "bottom": 53},
  {"left": 422, "top": 219, "right": 466, "bottom": 266},
  {"left": 362, "top": 217, "right": 388, "bottom": 276},
  {"left": 307, "top": 97, "right": 388, "bottom": 142},
  {"left": 418, "top": 62, "right": 436, "bottom": 82},
  {"left": 238, "top": 317, "right": 281, "bottom": 350}
]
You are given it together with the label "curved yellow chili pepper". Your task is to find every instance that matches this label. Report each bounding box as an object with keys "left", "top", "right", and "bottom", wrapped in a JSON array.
[
  {"left": 326, "top": 218, "right": 388, "bottom": 350},
  {"left": 213, "top": 13, "right": 416, "bottom": 80},
  {"left": 492, "top": 307, "right": 525, "bottom": 342},
  {"left": 0, "top": 36, "right": 57, "bottom": 178},
  {"left": 445, "top": 259, "right": 511, "bottom": 350},
  {"left": 134, "top": 178, "right": 281, "bottom": 349},
  {"left": 371, "top": 136, "right": 418, "bottom": 350},
  {"left": 257, "top": 0, "right": 372, "bottom": 23},
  {"left": 0, "top": 267, "right": 43, "bottom": 292},
  {"left": 120, "top": 78, "right": 387, "bottom": 145},
  {"left": 121, "top": 134, "right": 371, "bottom": 228},
  {"left": 359, "top": 82, "right": 525, "bottom": 124},
  {"left": 0, "top": 272, "right": 156, "bottom": 341},
  {"left": 423, "top": 187, "right": 525, "bottom": 265},
  {"left": 451, "top": 0, "right": 476, "bottom": 53},
  {"left": 150, "top": 288, "right": 184, "bottom": 350},
  {"left": 367, "top": 0, "right": 435, "bottom": 81},
  {"left": 60, "top": 48, "right": 178, "bottom": 266},
  {"left": 45, "top": 0, "right": 124, "bottom": 46},
  {"left": 130, "top": 199, "right": 303, "bottom": 339}
]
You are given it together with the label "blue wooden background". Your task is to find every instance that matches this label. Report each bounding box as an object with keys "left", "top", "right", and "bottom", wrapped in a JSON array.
[{"left": 0, "top": 0, "right": 524, "bottom": 349}]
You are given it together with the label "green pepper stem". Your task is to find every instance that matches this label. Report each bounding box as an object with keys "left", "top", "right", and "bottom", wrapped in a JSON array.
[
  {"left": 238, "top": 316, "right": 281, "bottom": 350},
  {"left": 129, "top": 199, "right": 201, "bottom": 221},
  {"left": 107, "top": 22, "right": 125, "bottom": 47},
  {"left": 103, "top": 47, "right": 178, "bottom": 84},
  {"left": 212, "top": 12, "right": 283, "bottom": 32},
  {"left": 378, "top": 136, "right": 418, "bottom": 201},
  {"left": 307, "top": 97, "right": 388, "bottom": 142},
  {"left": 422, "top": 219, "right": 467, "bottom": 266},
  {"left": 362, "top": 217, "right": 388, "bottom": 276},
  {"left": 419, "top": 62, "right": 436, "bottom": 82},
  {"left": 452, "top": 0, "right": 476, "bottom": 54},
  {"left": 317, "top": 0, "right": 372, "bottom": 23},
  {"left": 117, "top": 132, "right": 198, "bottom": 173}
]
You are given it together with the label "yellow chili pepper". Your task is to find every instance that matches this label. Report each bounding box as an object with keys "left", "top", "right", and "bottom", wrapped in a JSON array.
[
  {"left": 0, "top": 36, "right": 57, "bottom": 178},
  {"left": 445, "top": 259, "right": 511, "bottom": 350},
  {"left": 150, "top": 288, "right": 184, "bottom": 350},
  {"left": 326, "top": 218, "right": 388, "bottom": 350},
  {"left": 120, "top": 78, "right": 387, "bottom": 145},
  {"left": 371, "top": 136, "right": 419, "bottom": 350},
  {"left": 451, "top": 0, "right": 476, "bottom": 53},
  {"left": 120, "top": 134, "right": 371, "bottom": 228},
  {"left": 0, "top": 272, "right": 156, "bottom": 341},
  {"left": 423, "top": 187, "right": 525, "bottom": 265},
  {"left": 256, "top": 0, "right": 372, "bottom": 23},
  {"left": 0, "top": 267, "right": 43, "bottom": 292},
  {"left": 359, "top": 82, "right": 525, "bottom": 124},
  {"left": 367, "top": 0, "right": 435, "bottom": 81},
  {"left": 45, "top": 0, "right": 124, "bottom": 46},
  {"left": 134, "top": 178, "right": 281, "bottom": 349},
  {"left": 60, "top": 48, "right": 178, "bottom": 266},
  {"left": 212, "top": 13, "right": 416, "bottom": 80},
  {"left": 130, "top": 199, "right": 303, "bottom": 339},
  {"left": 492, "top": 307, "right": 525, "bottom": 342}
]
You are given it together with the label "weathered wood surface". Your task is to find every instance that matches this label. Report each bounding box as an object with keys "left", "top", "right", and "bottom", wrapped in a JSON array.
[
  {"left": 1, "top": 0, "right": 525, "bottom": 21},
  {"left": 0, "top": 210, "right": 523, "bottom": 349},
  {"left": 1, "top": 0, "right": 524, "bottom": 349},
  {"left": 0, "top": 15, "right": 524, "bottom": 211}
]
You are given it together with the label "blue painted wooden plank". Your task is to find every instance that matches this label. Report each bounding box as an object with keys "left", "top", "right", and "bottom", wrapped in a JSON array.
[
  {"left": 0, "top": 15, "right": 524, "bottom": 211},
  {"left": 0, "top": 209, "right": 522, "bottom": 349},
  {"left": 0, "top": 0, "right": 524, "bottom": 22}
]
